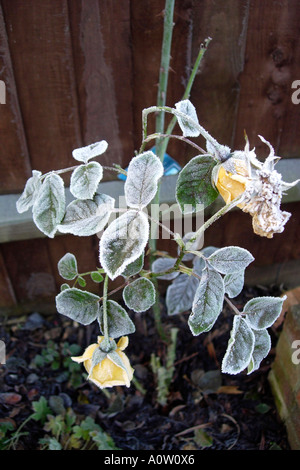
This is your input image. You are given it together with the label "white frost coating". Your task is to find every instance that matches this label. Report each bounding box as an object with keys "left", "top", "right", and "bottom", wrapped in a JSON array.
[
  {"left": 189, "top": 267, "right": 224, "bottom": 335},
  {"left": 166, "top": 273, "right": 199, "bottom": 316},
  {"left": 32, "top": 173, "right": 65, "bottom": 238},
  {"left": 98, "top": 300, "right": 135, "bottom": 338},
  {"left": 124, "top": 151, "right": 164, "bottom": 209},
  {"left": 247, "top": 329, "right": 271, "bottom": 374},
  {"left": 16, "top": 170, "right": 42, "bottom": 213},
  {"left": 58, "top": 194, "right": 115, "bottom": 236},
  {"left": 70, "top": 162, "right": 103, "bottom": 200},
  {"left": 221, "top": 316, "right": 255, "bottom": 375},
  {"left": 224, "top": 270, "right": 245, "bottom": 298},
  {"left": 151, "top": 257, "right": 179, "bottom": 280},
  {"left": 58, "top": 252, "right": 78, "bottom": 280},
  {"left": 174, "top": 99, "right": 200, "bottom": 137},
  {"left": 72, "top": 140, "right": 108, "bottom": 164},
  {"left": 243, "top": 295, "right": 286, "bottom": 330},
  {"left": 99, "top": 210, "right": 149, "bottom": 280},
  {"left": 207, "top": 246, "right": 254, "bottom": 274},
  {"left": 123, "top": 278, "right": 156, "bottom": 313}
]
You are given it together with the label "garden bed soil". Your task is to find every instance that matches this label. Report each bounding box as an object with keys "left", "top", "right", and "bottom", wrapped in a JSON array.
[{"left": 0, "top": 284, "right": 290, "bottom": 451}]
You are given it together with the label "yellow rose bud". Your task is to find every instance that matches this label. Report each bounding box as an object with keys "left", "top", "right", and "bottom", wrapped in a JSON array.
[
  {"left": 215, "top": 160, "right": 249, "bottom": 205},
  {"left": 72, "top": 336, "right": 134, "bottom": 389}
]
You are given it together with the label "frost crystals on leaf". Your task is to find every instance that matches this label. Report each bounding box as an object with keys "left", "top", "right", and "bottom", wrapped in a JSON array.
[
  {"left": 32, "top": 173, "right": 65, "bottom": 238},
  {"left": 243, "top": 295, "right": 286, "bottom": 330},
  {"left": 124, "top": 151, "right": 164, "bottom": 209},
  {"left": 188, "top": 266, "right": 224, "bottom": 335},
  {"left": 70, "top": 162, "right": 103, "bottom": 200},
  {"left": 72, "top": 140, "right": 108, "bottom": 164},
  {"left": 56, "top": 287, "right": 100, "bottom": 326},
  {"left": 98, "top": 300, "right": 135, "bottom": 338},
  {"left": 174, "top": 99, "right": 200, "bottom": 137},
  {"left": 58, "top": 253, "right": 78, "bottom": 280},
  {"left": 99, "top": 210, "right": 149, "bottom": 280},
  {"left": 123, "top": 278, "right": 156, "bottom": 313},
  {"left": 58, "top": 193, "right": 115, "bottom": 236},
  {"left": 222, "top": 315, "right": 255, "bottom": 375},
  {"left": 16, "top": 170, "right": 42, "bottom": 213}
]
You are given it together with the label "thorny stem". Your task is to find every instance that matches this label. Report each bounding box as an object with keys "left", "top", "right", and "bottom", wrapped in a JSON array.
[
  {"left": 101, "top": 274, "right": 110, "bottom": 351},
  {"left": 188, "top": 195, "right": 245, "bottom": 245},
  {"left": 41, "top": 164, "right": 126, "bottom": 180},
  {"left": 149, "top": 0, "right": 175, "bottom": 342},
  {"left": 224, "top": 296, "right": 242, "bottom": 316},
  {"left": 144, "top": 132, "right": 206, "bottom": 154}
]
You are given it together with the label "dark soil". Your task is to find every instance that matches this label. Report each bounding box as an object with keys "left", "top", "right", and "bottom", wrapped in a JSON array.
[{"left": 0, "top": 284, "right": 290, "bottom": 451}]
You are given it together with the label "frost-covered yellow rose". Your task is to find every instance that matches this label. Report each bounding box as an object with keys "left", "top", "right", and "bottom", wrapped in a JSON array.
[
  {"left": 215, "top": 159, "right": 249, "bottom": 205},
  {"left": 72, "top": 336, "right": 134, "bottom": 389}
]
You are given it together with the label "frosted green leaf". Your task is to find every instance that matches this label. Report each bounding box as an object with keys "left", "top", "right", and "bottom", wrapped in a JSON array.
[
  {"left": 70, "top": 162, "right": 103, "bottom": 200},
  {"left": 32, "top": 173, "right": 65, "bottom": 238},
  {"left": 16, "top": 170, "right": 42, "bottom": 213},
  {"left": 90, "top": 271, "right": 104, "bottom": 283},
  {"left": 58, "top": 252, "right": 78, "bottom": 280},
  {"left": 55, "top": 287, "right": 100, "bottom": 325},
  {"left": 243, "top": 296, "right": 286, "bottom": 330},
  {"left": 188, "top": 266, "right": 224, "bottom": 335},
  {"left": 166, "top": 273, "right": 199, "bottom": 316},
  {"left": 123, "top": 278, "right": 156, "bottom": 313},
  {"left": 224, "top": 271, "right": 245, "bottom": 299},
  {"left": 176, "top": 155, "right": 219, "bottom": 213},
  {"left": 121, "top": 253, "right": 144, "bottom": 278},
  {"left": 174, "top": 99, "right": 200, "bottom": 137},
  {"left": 221, "top": 316, "right": 255, "bottom": 375},
  {"left": 151, "top": 257, "right": 179, "bottom": 280},
  {"left": 208, "top": 246, "right": 254, "bottom": 274},
  {"left": 58, "top": 193, "right": 115, "bottom": 236},
  {"left": 60, "top": 283, "right": 70, "bottom": 291},
  {"left": 124, "top": 151, "right": 164, "bottom": 209},
  {"left": 224, "top": 270, "right": 245, "bottom": 298},
  {"left": 72, "top": 140, "right": 108, "bottom": 164},
  {"left": 247, "top": 329, "right": 271, "bottom": 374},
  {"left": 98, "top": 300, "right": 135, "bottom": 338},
  {"left": 99, "top": 210, "right": 149, "bottom": 280}
]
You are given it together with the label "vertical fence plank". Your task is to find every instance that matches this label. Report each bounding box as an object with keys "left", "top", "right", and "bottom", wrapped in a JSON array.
[
  {"left": 68, "top": 0, "right": 134, "bottom": 174},
  {"left": 130, "top": 0, "right": 194, "bottom": 163},
  {"left": 234, "top": 0, "right": 300, "bottom": 158},
  {"left": 1, "top": 0, "right": 82, "bottom": 175},
  {"left": 1, "top": 239, "right": 57, "bottom": 306},
  {"left": 190, "top": 0, "right": 250, "bottom": 154},
  {"left": 0, "top": 2, "right": 31, "bottom": 193},
  {"left": 0, "top": 248, "right": 17, "bottom": 309}
]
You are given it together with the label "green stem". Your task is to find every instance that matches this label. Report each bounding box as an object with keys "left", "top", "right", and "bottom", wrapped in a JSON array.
[
  {"left": 150, "top": 0, "right": 175, "bottom": 342},
  {"left": 188, "top": 195, "right": 245, "bottom": 245},
  {"left": 101, "top": 274, "right": 110, "bottom": 351}
]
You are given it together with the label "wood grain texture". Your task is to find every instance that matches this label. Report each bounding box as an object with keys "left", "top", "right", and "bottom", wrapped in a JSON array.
[
  {"left": 0, "top": 248, "right": 16, "bottom": 308},
  {"left": 234, "top": 0, "right": 300, "bottom": 158},
  {"left": 1, "top": 238, "right": 56, "bottom": 304},
  {"left": 1, "top": 0, "right": 82, "bottom": 175},
  {"left": 189, "top": 0, "right": 250, "bottom": 155},
  {"left": 130, "top": 0, "right": 194, "bottom": 164},
  {"left": 0, "top": 3, "right": 31, "bottom": 193},
  {"left": 68, "top": 0, "right": 134, "bottom": 174}
]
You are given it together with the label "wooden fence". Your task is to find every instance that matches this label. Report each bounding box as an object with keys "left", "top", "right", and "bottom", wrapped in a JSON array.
[{"left": 0, "top": 0, "right": 300, "bottom": 314}]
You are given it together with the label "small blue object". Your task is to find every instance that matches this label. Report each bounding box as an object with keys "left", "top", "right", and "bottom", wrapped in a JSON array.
[{"left": 117, "top": 146, "right": 181, "bottom": 180}]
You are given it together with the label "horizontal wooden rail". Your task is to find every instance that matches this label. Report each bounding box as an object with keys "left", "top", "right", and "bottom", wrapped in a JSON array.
[{"left": 0, "top": 159, "right": 299, "bottom": 244}]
